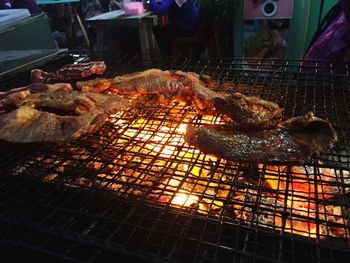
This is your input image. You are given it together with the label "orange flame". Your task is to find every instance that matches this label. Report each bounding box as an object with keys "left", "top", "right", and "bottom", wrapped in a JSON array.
[
  {"left": 177, "top": 123, "right": 187, "bottom": 134},
  {"left": 171, "top": 193, "right": 199, "bottom": 207}
]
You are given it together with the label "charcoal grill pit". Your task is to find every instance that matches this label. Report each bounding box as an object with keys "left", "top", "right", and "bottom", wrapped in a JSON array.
[{"left": 0, "top": 54, "right": 350, "bottom": 262}]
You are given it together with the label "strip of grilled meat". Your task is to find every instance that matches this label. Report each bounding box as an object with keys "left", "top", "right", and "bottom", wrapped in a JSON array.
[
  {"left": 184, "top": 112, "right": 337, "bottom": 163},
  {"left": 77, "top": 69, "right": 217, "bottom": 114},
  {"left": 31, "top": 61, "right": 106, "bottom": 83},
  {"left": 0, "top": 83, "right": 73, "bottom": 113},
  {"left": 0, "top": 91, "right": 129, "bottom": 144},
  {"left": 76, "top": 78, "right": 112, "bottom": 93},
  {"left": 78, "top": 69, "right": 282, "bottom": 128},
  {"left": 110, "top": 69, "right": 206, "bottom": 98}
]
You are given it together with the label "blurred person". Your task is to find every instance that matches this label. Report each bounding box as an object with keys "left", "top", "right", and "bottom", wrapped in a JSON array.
[
  {"left": 0, "top": 0, "right": 11, "bottom": 9},
  {"left": 0, "top": 0, "right": 42, "bottom": 15},
  {"left": 303, "top": 0, "right": 350, "bottom": 71},
  {"left": 149, "top": 0, "right": 200, "bottom": 57},
  {"left": 80, "top": 0, "right": 107, "bottom": 19},
  {"left": 80, "top": 0, "right": 111, "bottom": 50}
]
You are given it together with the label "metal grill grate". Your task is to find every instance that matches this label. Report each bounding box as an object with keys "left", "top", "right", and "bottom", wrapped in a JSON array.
[{"left": 0, "top": 54, "right": 349, "bottom": 262}]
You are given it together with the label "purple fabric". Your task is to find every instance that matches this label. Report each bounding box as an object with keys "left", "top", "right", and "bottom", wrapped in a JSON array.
[{"left": 304, "top": 11, "right": 350, "bottom": 72}]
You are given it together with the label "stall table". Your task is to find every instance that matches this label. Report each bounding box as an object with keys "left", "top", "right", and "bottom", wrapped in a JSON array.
[{"left": 86, "top": 10, "right": 160, "bottom": 60}]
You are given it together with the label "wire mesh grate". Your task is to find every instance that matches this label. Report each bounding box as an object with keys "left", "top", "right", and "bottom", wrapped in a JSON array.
[{"left": 0, "top": 54, "right": 349, "bottom": 262}]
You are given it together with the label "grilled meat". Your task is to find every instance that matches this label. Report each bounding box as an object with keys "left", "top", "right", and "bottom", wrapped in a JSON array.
[
  {"left": 111, "top": 68, "right": 206, "bottom": 86},
  {"left": 0, "top": 83, "right": 73, "bottom": 113},
  {"left": 110, "top": 69, "right": 205, "bottom": 99},
  {"left": 0, "top": 83, "right": 73, "bottom": 99},
  {"left": 78, "top": 69, "right": 282, "bottom": 127},
  {"left": 77, "top": 68, "right": 212, "bottom": 94},
  {"left": 78, "top": 69, "right": 217, "bottom": 114},
  {"left": 76, "top": 78, "right": 112, "bottom": 93},
  {"left": 75, "top": 69, "right": 170, "bottom": 94},
  {"left": 111, "top": 69, "right": 283, "bottom": 127},
  {"left": 31, "top": 61, "right": 106, "bottom": 83},
  {"left": 213, "top": 92, "right": 283, "bottom": 130},
  {"left": 0, "top": 91, "right": 130, "bottom": 144},
  {"left": 184, "top": 112, "right": 337, "bottom": 163},
  {"left": 0, "top": 106, "right": 98, "bottom": 144}
]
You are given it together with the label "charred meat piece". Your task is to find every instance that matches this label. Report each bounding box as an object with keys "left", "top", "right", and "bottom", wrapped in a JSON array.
[
  {"left": 0, "top": 83, "right": 73, "bottom": 113},
  {"left": 112, "top": 69, "right": 166, "bottom": 84},
  {"left": 184, "top": 112, "right": 337, "bottom": 163},
  {"left": 0, "top": 106, "right": 100, "bottom": 144},
  {"left": 110, "top": 69, "right": 204, "bottom": 98},
  {"left": 213, "top": 92, "right": 283, "bottom": 130},
  {"left": 77, "top": 69, "right": 208, "bottom": 99},
  {"left": 111, "top": 69, "right": 283, "bottom": 125},
  {"left": 78, "top": 68, "right": 283, "bottom": 126},
  {"left": 76, "top": 69, "right": 170, "bottom": 94},
  {"left": 111, "top": 68, "right": 206, "bottom": 85},
  {"left": 189, "top": 83, "right": 218, "bottom": 115},
  {"left": 77, "top": 69, "right": 217, "bottom": 115},
  {"left": 110, "top": 69, "right": 217, "bottom": 114},
  {"left": 0, "top": 83, "right": 73, "bottom": 99},
  {"left": 31, "top": 61, "right": 106, "bottom": 83},
  {"left": 76, "top": 78, "right": 112, "bottom": 93},
  {"left": 0, "top": 91, "right": 129, "bottom": 144}
]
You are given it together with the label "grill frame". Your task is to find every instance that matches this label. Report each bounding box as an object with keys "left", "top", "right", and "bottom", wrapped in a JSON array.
[{"left": 0, "top": 53, "right": 350, "bottom": 263}]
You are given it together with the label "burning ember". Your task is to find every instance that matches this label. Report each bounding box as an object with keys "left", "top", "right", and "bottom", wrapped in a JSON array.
[
  {"left": 14, "top": 100, "right": 350, "bottom": 243},
  {"left": 259, "top": 163, "right": 350, "bottom": 238},
  {"left": 171, "top": 193, "right": 199, "bottom": 207}
]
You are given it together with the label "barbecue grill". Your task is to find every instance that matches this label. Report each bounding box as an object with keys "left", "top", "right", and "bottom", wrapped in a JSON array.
[{"left": 0, "top": 53, "right": 349, "bottom": 263}]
